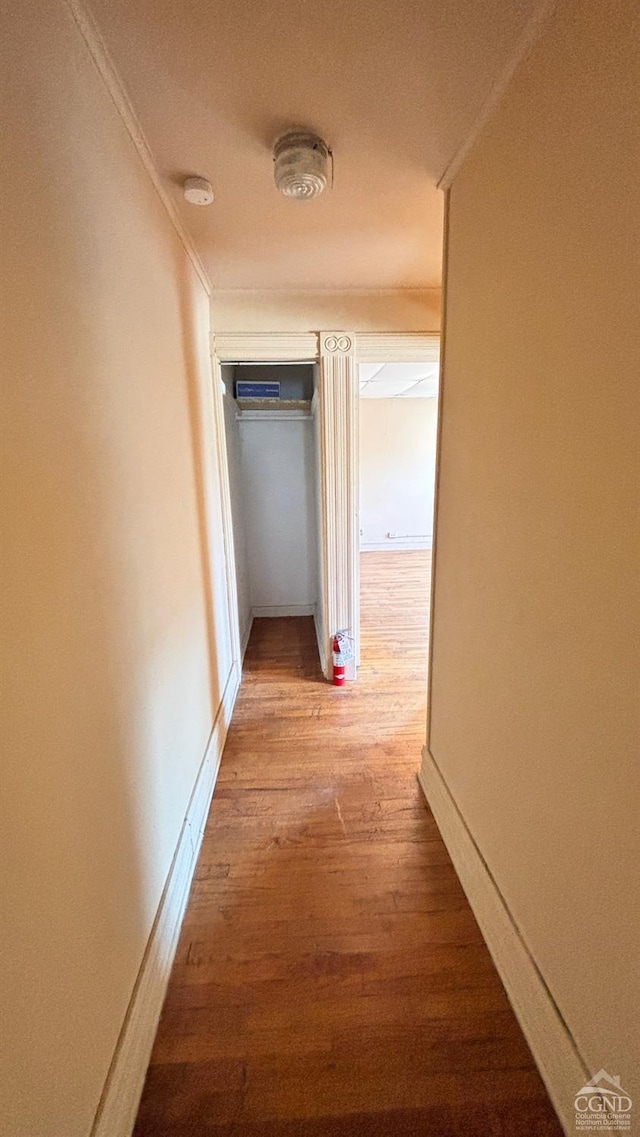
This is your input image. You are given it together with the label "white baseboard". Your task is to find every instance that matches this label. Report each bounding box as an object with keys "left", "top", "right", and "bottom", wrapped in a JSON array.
[
  {"left": 360, "top": 538, "right": 433, "bottom": 552},
  {"left": 240, "top": 614, "right": 254, "bottom": 661},
  {"left": 91, "top": 663, "right": 241, "bottom": 1137},
  {"left": 418, "top": 747, "right": 587, "bottom": 1135},
  {"left": 251, "top": 603, "right": 315, "bottom": 618},
  {"left": 314, "top": 609, "right": 329, "bottom": 680}
]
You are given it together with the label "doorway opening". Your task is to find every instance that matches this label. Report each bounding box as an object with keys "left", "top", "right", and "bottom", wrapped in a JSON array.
[
  {"left": 358, "top": 361, "right": 439, "bottom": 687},
  {"left": 221, "top": 361, "right": 323, "bottom": 675}
]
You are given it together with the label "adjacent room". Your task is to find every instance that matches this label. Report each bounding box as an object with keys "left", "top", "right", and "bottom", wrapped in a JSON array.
[{"left": 358, "top": 360, "right": 439, "bottom": 693}]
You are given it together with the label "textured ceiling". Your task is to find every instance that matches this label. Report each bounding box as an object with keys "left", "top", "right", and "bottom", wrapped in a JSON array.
[
  {"left": 90, "top": 0, "right": 544, "bottom": 290},
  {"left": 360, "top": 362, "right": 439, "bottom": 398}
]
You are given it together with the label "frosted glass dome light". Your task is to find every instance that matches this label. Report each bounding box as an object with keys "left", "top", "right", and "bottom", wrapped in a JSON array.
[{"left": 273, "top": 132, "right": 329, "bottom": 201}]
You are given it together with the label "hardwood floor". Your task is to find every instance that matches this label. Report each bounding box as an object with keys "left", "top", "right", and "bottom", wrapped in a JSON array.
[{"left": 134, "top": 552, "right": 562, "bottom": 1136}]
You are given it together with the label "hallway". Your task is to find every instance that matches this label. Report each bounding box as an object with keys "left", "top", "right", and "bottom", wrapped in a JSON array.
[{"left": 134, "top": 553, "right": 561, "bottom": 1136}]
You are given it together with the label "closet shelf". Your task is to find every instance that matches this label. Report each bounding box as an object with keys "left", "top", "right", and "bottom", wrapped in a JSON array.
[
  {"left": 237, "top": 398, "right": 311, "bottom": 411},
  {"left": 236, "top": 398, "right": 313, "bottom": 420}
]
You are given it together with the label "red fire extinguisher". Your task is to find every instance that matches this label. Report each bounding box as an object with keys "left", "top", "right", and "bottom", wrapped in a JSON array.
[
  {"left": 332, "top": 630, "right": 354, "bottom": 686},
  {"left": 332, "top": 636, "right": 346, "bottom": 686}
]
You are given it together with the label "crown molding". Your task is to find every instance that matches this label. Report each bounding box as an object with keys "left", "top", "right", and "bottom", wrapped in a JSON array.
[
  {"left": 355, "top": 333, "right": 440, "bottom": 362},
  {"left": 213, "top": 332, "right": 440, "bottom": 364},
  {"left": 62, "top": 0, "right": 211, "bottom": 294},
  {"left": 437, "top": 0, "right": 559, "bottom": 190},
  {"left": 212, "top": 332, "right": 319, "bottom": 362}
]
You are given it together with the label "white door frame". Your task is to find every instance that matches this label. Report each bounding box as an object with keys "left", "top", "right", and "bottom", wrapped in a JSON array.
[{"left": 211, "top": 331, "right": 439, "bottom": 680}]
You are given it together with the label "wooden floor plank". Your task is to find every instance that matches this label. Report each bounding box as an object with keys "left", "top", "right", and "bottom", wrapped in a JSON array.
[{"left": 134, "top": 552, "right": 562, "bottom": 1136}]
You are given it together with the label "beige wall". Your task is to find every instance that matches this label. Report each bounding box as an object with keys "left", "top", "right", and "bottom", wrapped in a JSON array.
[
  {"left": 212, "top": 288, "right": 441, "bottom": 333},
  {"left": 430, "top": 0, "right": 639, "bottom": 1102},
  {"left": 0, "top": 1, "right": 234, "bottom": 1134},
  {"left": 359, "top": 398, "right": 438, "bottom": 549}
]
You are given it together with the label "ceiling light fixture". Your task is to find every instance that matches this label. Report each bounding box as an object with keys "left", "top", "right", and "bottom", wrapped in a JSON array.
[
  {"left": 273, "top": 131, "right": 330, "bottom": 201},
  {"left": 183, "top": 176, "right": 214, "bottom": 205}
]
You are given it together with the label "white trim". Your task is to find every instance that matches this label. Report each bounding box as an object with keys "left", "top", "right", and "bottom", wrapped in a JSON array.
[
  {"left": 240, "top": 615, "right": 254, "bottom": 661},
  {"left": 355, "top": 333, "right": 440, "bottom": 362},
  {"left": 318, "top": 333, "right": 360, "bottom": 679},
  {"left": 314, "top": 610, "right": 328, "bottom": 678},
  {"left": 62, "top": 0, "right": 210, "bottom": 294},
  {"left": 91, "top": 664, "right": 240, "bottom": 1137},
  {"left": 312, "top": 390, "right": 328, "bottom": 679},
  {"left": 437, "top": 0, "right": 559, "bottom": 189},
  {"left": 213, "top": 333, "right": 318, "bottom": 362},
  {"left": 209, "top": 353, "right": 242, "bottom": 674},
  {"left": 252, "top": 604, "right": 315, "bottom": 618},
  {"left": 361, "top": 538, "right": 432, "bottom": 551},
  {"left": 418, "top": 747, "right": 587, "bottom": 1134},
  {"left": 426, "top": 192, "right": 450, "bottom": 742}
]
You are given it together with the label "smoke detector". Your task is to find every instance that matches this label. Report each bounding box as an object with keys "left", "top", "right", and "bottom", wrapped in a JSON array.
[
  {"left": 273, "top": 132, "right": 330, "bottom": 201},
  {"left": 183, "top": 176, "right": 214, "bottom": 206}
]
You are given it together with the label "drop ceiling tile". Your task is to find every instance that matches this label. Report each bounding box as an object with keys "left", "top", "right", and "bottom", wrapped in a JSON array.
[
  {"left": 359, "top": 363, "right": 386, "bottom": 383},
  {"left": 397, "top": 375, "right": 439, "bottom": 397},
  {"left": 359, "top": 360, "right": 440, "bottom": 397},
  {"left": 361, "top": 378, "right": 415, "bottom": 398}
]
